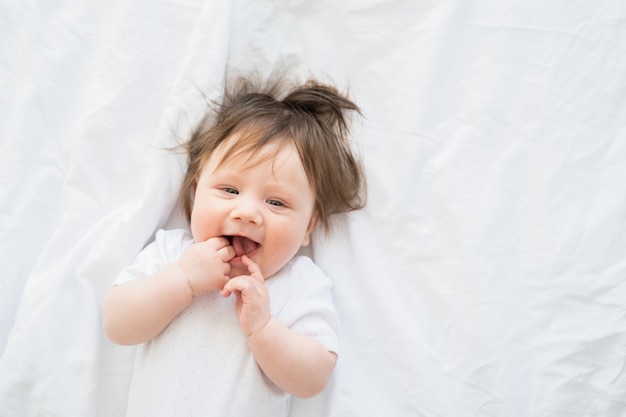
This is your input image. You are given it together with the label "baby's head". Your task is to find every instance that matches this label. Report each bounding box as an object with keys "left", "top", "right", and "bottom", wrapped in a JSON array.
[{"left": 181, "top": 77, "right": 366, "bottom": 233}]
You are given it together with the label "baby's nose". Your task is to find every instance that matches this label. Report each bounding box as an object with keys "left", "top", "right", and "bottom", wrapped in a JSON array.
[{"left": 230, "top": 200, "right": 262, "bottom": 225}]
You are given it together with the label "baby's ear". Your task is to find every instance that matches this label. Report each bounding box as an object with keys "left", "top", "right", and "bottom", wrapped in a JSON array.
[{"left": 301, "top": 214, "right": 319, "bottom": 247}]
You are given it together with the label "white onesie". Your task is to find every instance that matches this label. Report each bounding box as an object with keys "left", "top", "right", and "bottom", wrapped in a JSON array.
[{"left": 114, "top": 229, "right": 340, "bottom": 417}]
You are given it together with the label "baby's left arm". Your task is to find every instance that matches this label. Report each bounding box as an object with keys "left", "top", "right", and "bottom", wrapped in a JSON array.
[
  {"left": 247, "top": 315, "right": 337, "bottom": 398},
  {"left": 221, "top": 256, "right": 337, "bottom": 398}
]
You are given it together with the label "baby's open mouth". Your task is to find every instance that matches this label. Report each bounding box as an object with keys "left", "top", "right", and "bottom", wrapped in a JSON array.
[{"left": 224, "top": 235, "right": 260, "bottom": 257}]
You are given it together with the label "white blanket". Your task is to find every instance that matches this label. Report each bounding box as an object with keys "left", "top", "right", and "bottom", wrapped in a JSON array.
[{"left": 2, "top": 0, "right": 625, "bottom": 416}]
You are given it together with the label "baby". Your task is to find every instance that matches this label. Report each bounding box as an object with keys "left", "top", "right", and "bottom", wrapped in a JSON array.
[{"left": 103, "top": 76, "right": 365, "bottom": 417}]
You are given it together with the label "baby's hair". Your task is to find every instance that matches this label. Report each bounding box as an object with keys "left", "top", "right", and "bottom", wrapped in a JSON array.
[{"left": 180, "top": 76, "right": 366, "bottom": 233}]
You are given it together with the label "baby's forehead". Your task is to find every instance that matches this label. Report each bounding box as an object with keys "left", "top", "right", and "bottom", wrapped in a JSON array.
[{"left": 210, "top": 134, "right": 301, "bottom": 172}]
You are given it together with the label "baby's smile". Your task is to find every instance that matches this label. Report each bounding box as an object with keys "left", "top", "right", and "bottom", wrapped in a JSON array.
[{"left": 224, "top": 235, "right": 260, "bottom": 258}]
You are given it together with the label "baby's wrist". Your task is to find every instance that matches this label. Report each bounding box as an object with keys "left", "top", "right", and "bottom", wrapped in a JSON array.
[
  {"left": 246, "top": 315, "right": 274, "bottom": 341},
  {"left": 173, "top": 261, "right": 195, "bottom": 298}
]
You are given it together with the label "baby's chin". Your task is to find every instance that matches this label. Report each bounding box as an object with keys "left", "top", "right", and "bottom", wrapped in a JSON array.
[
  {"left": 227, "top": 257, "right": 267, "bottom": 279},
  {"left": 228, "top": 262, "right": 251, "bottom": 279},
  {"left": 227, "top": 258, "right": 283, "bottom": 281}
]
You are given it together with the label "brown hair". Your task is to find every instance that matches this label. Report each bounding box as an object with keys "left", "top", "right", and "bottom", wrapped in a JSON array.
[{"left": 180, "top": 76, "right": 366, "bottom": 233}]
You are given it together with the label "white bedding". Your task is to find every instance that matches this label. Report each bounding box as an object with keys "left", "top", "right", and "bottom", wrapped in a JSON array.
[{"left": 2, "top": 0, "right": 626, "bottom": 416}]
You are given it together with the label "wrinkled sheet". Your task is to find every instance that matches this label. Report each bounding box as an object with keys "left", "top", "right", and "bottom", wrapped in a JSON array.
[{"left": 1, "top": 0, "right": 626, "bottom": 416}]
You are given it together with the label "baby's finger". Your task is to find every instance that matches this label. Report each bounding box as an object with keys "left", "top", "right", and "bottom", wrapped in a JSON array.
[
  {"left": 241, "top": 256, "right": 263, "bottom": 283},
  {"left": 220, "top": 287, "right": 234, "bottom": 297},
  {"left": 206, "top": 236, "right": 231, "bottom": 250},
  {"left": 220, "top": 276, "right": 249, "bottom": 297},
  {"left": 219, "top": 245, "right": 236, "bottom": 261},
  {"left": 226, "top": 275, "right": 263, "bottom": 297}
]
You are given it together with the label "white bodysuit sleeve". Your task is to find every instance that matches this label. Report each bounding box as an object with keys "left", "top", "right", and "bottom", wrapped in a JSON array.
[
  {"left": 112, "top": 229, "right": 193, "bottom": 285},
  {"left": 270, "top": 256, "right": 341, "bottom": 356}
]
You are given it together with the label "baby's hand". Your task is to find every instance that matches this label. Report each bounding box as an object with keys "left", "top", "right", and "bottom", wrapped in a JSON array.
[
  {"left": 221, "top": 256, "right": 270, "bottom": 337},
  {"left": 178, "top": 237, "right": 235, "bottom": 296}
]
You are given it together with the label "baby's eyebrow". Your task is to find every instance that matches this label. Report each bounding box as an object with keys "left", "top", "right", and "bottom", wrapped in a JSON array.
[{"left": 210, "top": 168, "right": 244, "bottom": 180}]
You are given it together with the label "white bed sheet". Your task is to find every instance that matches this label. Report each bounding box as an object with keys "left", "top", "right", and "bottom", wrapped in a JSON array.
[{"left": 2, "top": 0, "right": 626, "bottom": 416}]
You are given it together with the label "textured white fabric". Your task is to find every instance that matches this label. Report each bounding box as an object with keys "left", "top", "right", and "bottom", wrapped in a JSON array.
[
  {"left": 2, "top": 0, "right": 626, "bottom": 416},
  {"left": 115, "top": 229, "right": 339, "bottom": 417}
]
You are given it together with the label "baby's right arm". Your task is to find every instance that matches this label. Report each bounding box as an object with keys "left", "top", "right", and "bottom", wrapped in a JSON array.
[{"left": 103, "top": 237, "right": 235, "bottom": 345}]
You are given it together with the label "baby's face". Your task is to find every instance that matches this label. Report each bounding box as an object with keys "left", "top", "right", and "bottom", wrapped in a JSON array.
[{"left": 190, "top": 140, "right": 317, "bottom": 278}]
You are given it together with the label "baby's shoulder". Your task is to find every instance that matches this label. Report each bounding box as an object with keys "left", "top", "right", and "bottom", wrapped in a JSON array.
[
  {"left": 152, "top": 228, "right": 193, "bottom": 245},
  {"left": 150, "top": 228, "right": 194, "bottom": 260},
  {"left": 153, "top": 228, "right": 192, "bottom": 242},
  {"left": 282, "top": 255, "right": 325, "bottom": 278},
  {"left": 268, "top": 256, "right": 330, "bottom": 293}
]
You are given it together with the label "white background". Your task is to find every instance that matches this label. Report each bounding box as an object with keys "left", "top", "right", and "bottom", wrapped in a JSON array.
[{"left": 1, "top": 0, "right": 626, "bottom": 416}]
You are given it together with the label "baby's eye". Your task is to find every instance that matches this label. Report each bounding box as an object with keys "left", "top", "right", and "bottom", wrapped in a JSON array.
[
  {"left": 267, "top": 199, "right": 284, "bottom": 207},
  {"left": 223, "top": 187, "right": 238, "bottom": 195}
]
